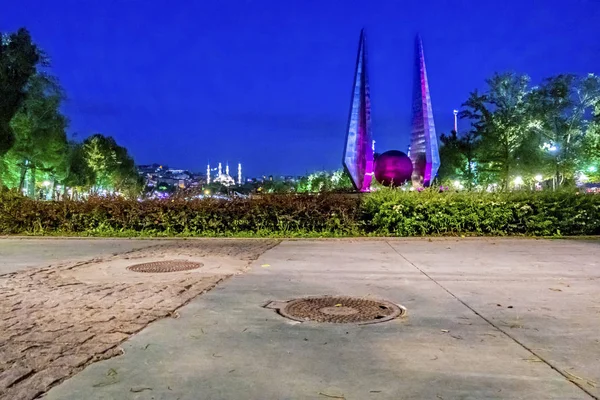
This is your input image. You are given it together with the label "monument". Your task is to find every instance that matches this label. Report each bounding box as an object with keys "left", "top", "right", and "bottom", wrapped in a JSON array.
[{"left": 343, "top": 31, "right": 439, "bottom": 191}]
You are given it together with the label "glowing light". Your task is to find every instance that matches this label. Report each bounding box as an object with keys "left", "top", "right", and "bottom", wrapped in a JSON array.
[
  {"left": 513, "top": 176, "right": 524, "bottom": 186},
  {"left": 588, "top": 166, "right": 597, "bottom": 173},
  {"left": 542, "top": 142, "right": 558, "bottom": 152},
  {"left": 42, "top": 181, "right": 51, "bottom": 187},
  {"left": 206, "top": 164, "right": 211, "bottom": 184},
  {"left": 535, "top": 174, "right": 543, "bottom": 182}
]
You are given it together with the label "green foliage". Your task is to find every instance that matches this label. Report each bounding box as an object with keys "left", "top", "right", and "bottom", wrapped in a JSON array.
[
  {"left": 1, "top": 190, "right": 598, "bottom": 237},
  {"left": 296, "top": 169, "right": 353, "bottom": 193},
  {"left": 0, "top": 28, "right": 41, "bottom": 155},
  {"left": 6, "top": 73, "right": 68, "bottom": 194},
  {"left": 453, "top": 72, "right": 600, "bottom": 190},
  {"left": 81, "top": 134, "right": 141, "bottom": 195}
]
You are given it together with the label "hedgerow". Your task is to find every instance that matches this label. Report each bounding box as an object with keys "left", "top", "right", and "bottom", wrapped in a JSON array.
[{"left": 1, "top": 189, "right": 599, "bottom": 237}]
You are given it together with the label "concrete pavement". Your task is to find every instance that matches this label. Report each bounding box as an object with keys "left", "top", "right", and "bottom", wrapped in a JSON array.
[
  {"left": 0, "top": 238, "right": 162, "bottom": 275},
  {"left": 42, "top": 238, "right": 600, "bottom": 399}
]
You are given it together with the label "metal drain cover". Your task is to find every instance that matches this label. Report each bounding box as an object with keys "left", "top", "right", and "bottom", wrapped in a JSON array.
[
  {"left": 127, "top": 260, "right": 202, "bottom": 273},
  {"left": 265, "top": 296, "right": 405, "bottom": 324}
]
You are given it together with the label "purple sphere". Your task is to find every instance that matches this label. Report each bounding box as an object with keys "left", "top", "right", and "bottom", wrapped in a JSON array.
[{"left": 374, "top": 150, "right": 413, "bottom": 186}]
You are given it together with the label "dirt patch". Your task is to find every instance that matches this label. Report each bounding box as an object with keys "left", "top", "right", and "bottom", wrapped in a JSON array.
[{"left": 0, "top": 239, "right": 278, "bottom": 400}]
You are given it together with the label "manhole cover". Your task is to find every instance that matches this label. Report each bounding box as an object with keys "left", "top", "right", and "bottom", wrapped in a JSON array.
[
  {"left": 127, "top": 260, "right": 202, "bottom": 273},
  {"left": 265, "top": 296, "right": 405, "bottom": 325}
]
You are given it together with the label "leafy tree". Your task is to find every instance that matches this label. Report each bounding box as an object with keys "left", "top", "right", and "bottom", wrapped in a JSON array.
[
  {"left": 528, "top": 74, "right": 600, "bottom": 186},
  {"left": 0, "top": 28, "right": 41, "bottom": 155},
  {"left": 63, "top": 141, "right": 94, "bottom": 198},
  {"left": 296, "top": 169, "right": 353, "bottom": 193},
  {"left": 82, "top": 134, "right": 141, "bottom": 195},
  {"left": 6, "top": 73, "right": 68, "bottom": 196},
  {"left": 581, "top": 100, "right": 600, "bottom": 183},
  {"left": 438, "top": 130, "right": 479, "bottom": 189},
  {"left": 460, "top": 73, "right": 536, "bottom": 190}
]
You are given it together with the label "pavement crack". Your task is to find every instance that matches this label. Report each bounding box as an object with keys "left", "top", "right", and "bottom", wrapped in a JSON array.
[{"left": 385, "top": 241, "right": 598, "bottom": 400}]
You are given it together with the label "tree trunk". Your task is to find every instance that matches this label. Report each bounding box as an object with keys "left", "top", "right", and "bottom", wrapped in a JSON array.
[
  {"left": 28, "top": 165, "right": 36, "bottom": 198},
  {"left": 18, "top": 159, "right": 29, "bottom": 193}
]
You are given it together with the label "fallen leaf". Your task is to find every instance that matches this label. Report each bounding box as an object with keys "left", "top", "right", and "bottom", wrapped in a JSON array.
[
  {"left": 507, "top": 306, "right": 514, "bottom": 309},
  {"left": 441, "top": 329, "right": 449, "bottom": 333},
  {"left": 430, "top": 355, "right": 439, "bottom": 361},
  {"left": 107, "top": 368, "right": 118, "bottom": 377},
  {"left": 335, "top": 304, "right": 342, "bottom": 307},
  {"left": 261, "top": 264, "right": 270, "bottom": 268},
  {"left": 564, "top": 370, "right": 597, "bottom": 387},
  {"left": 450, "top": 334, "right": 464, "bottom": 340},
  {"left": 549, "top": 288, "right": 562, "bottom": 292},
  {"left": 92, "top": 380, "right": 118, "bottom": 388},
  {"left": 143, "top": 344, "right": 151, "bottom": 350},
  {"left": 212, "top": 353, "right": 222, "bottom": 358},
  {"left": 370, "top": 390, "right": 382, "bottom": 393},
  {"left": 319, "top": 392, "right": 346, "bottom": 399},
  {"left": 522, "top": 357, "right": 543, "bottom": 363},
  {"left": 130, "top": 387, "right": 152, "bottom": 393}
]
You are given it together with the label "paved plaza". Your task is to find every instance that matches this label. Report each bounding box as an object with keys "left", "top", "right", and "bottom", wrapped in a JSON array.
[{"left": 1, "top": 238, "right": 599, "bottom": 399}]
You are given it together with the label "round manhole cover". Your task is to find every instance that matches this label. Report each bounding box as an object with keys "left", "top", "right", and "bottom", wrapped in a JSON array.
[
  {"left": 127, "top": 260, "right": 202, "bottom": 273},
  {"left": 268, "top": 296, "right": 405, "bottom": 324}
]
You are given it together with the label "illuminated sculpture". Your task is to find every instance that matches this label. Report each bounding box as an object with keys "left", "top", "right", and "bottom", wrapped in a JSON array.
[
  {"left": 410, "top": 35, "right": 440, "bottom": 187},
  {"left": 343, "top": 32, "right": 439, "bottom": 190},
  {"left": 374, "top": 150, "right": 413, "bottom": 186},
  {"left": 342, "top": 29, "right": 374, "bottom": 192}
]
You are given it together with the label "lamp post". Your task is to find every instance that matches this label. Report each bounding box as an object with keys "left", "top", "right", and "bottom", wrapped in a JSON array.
[{"left": 453, "top": 109, "right": 458, "bottom": 133}]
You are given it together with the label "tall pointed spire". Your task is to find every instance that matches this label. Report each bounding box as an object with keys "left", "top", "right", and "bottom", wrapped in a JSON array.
[
  {"left": 343, "top": 29, "right": 374, "bottom": 192},
  {"left": 410, "top": 35, "right": 440, "bottom": 187}
]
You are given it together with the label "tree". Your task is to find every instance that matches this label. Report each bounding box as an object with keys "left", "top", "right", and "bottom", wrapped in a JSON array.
[
  {"left": 6, "top": 73, "right": 68, "bottom": 196},
  {"left": 63, "top": 141, "right": 94, "bottom": 198},
  {"left": 528, "top": 74, "right": 600, "bottom": 186},
  {"left": 580, "top": 99, "right": 600, "bottom": 183},
  {"left": 460, "top": 73, "right": 536, "bottom": 189},
  {"left": 438, "top": 130, "right": 479, "bottom": 189},
  {"left": 81, "top": 134, "right": 141, "bottom": 196},
  {"left": 0, "top": 28, "right": 41, "bottom": 156}
]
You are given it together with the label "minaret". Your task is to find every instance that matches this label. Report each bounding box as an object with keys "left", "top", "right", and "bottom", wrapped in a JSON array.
[
  {"left": 206, "top": 163, "right": 211, "bottom": 184},
  {"left": 218, "top": 162, "right": 222, "bottom": 176},
  {"left": 238, "top": 163, "right": 242, "bottom": 185},
  {"left": 225, "top": 163, "right": 230, "bottom": 176}
]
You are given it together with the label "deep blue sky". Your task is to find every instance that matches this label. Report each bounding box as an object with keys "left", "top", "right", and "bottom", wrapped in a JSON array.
[{"left": 2, "top": 1, "right": 599, "bottom": 176}]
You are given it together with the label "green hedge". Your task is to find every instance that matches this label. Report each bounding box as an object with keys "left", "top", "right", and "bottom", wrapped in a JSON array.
[{"left": 1, "top": 189, "right": 599, "bottom": 237}]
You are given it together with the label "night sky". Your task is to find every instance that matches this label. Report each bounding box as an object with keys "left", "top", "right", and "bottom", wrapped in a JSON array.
[{"left": 2, "top": 0, "right": 599, "bottom": 177}]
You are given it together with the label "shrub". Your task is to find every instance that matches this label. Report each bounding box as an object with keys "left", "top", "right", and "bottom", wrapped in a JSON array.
[{"left": 1, "top": 188, "right": 599, "bottom": 237}]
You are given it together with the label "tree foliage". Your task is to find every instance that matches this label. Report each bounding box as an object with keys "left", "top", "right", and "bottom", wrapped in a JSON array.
[
  {"left": 81, "top": 134, "right": 141, "bottom": 195},
  {"left": 441, "top": 72, "right": 600, "bottom": 190},
  {"left": 0, "top": 28, "right": 41, "bottom": 155}
]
